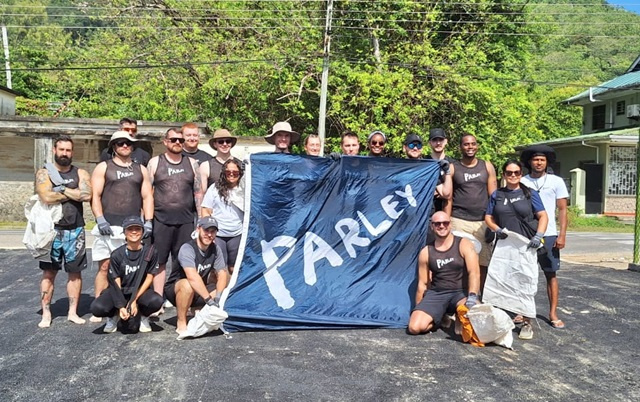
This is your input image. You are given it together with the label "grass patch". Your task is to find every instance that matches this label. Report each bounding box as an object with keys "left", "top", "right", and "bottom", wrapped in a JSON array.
[{"left": 568, "top": 206, "right": 634, "bottom": 233}]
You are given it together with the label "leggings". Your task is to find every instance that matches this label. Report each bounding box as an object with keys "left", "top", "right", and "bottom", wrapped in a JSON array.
[{"left": 90, "top": 288, "right": 163, "bottom": 318}]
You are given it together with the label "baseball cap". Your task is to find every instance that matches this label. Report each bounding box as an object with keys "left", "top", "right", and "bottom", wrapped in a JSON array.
[
  {"left": 197, "top": 216, "right": 219, "bottom": 230},
  {"left": 404, "top": 134, "right": 423, "bottom": 145},
  {"left": 122, "top": 216, "right": 144, "bottom": 229},
  {"left": 429, "top": 128, "right": 446, "bottom": 141}
]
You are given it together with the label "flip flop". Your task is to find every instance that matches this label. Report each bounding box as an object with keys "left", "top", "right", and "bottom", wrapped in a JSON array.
[
  {"left": 550, "top": 319, "right": 565, "bottom": 329},
  {"left": 513, "top": 315, "right": 524, "bottom": 325}
]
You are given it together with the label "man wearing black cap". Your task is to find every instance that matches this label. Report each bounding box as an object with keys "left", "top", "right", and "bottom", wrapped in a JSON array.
[
  {"left": 90, "top": 130, "right": 154, "bottom": 322},
  {"left": 520, "top": 145, "right": 568, "bottom": 329},
  {"left": 424, "top": 129, "right": 454, "bottom": 214},
  {"left": 164, "top": 216, "right": 228, "bottom": 334},
  {"left": 90, "top": 216, "right": 163, "bottom": 334}
]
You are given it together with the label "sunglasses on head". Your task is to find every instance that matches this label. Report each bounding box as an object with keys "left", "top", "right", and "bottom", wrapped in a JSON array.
[
  {"left": 225, "top": 170, "right": 240, "bottom": 178},
  {"left": 504, "top": 170, "right": 521, "bottom": 177},
  {"left": 168, "top": 137, "right": 185, "bottom": 144},
  {"left": 217, "top": 139, "right": 233, "bottom": 145},
  {"left": 407, "top": 142, "right": 422, "bottom": 150},
  {"left": 431, "top": 221, "right": 450, "bottom": 228},
  {"left": 115, "top": 140, "right": 132, "bottom": 147}
]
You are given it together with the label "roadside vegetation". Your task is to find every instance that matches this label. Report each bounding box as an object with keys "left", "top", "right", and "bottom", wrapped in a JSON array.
[{"left": 568, "top": 206, "right": 634, "bottom": 233}]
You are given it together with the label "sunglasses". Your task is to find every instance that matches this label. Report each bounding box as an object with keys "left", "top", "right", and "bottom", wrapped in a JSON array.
[
  {"left": 217, "top": 139, "right": 234, "bottom": 145},
  {"left": 370, "top": 141, "right": 385, "bottom": 146},
  {"left": 115, "top": 140, "right": 132, "bottom": 147},
  {"left": 504, "top": 170, "right": 522, "bottom": 177},
  {"left": 168, "top": 137, "right": 185, "bottom": 144},
  {"left": 407, "top": 142, "right": 422, "bottom": 150},
  {"left": 431, "top": 221, "right": 450, "bottom": 228},
  {"left": 225, "top": 170, "right": 240, "bottom": 178}
]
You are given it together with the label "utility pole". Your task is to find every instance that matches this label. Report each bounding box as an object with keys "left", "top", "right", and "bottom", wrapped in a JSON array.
[
  {"left": 317, "top": 0, "right": 334, "bottom": 156},
  {"left": 1, "top": 25, "right": 11, "bottom": 89},
  {"left": 630, "top": 123, "right": 640, "bottom": 272}
]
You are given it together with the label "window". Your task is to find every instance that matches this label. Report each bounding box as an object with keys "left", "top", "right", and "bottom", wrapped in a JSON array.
[
  {"left": 616, "top": 100, "right": 626, "bottom": 116},
  {"left": 592, "top": 105, "right": 606, "bottom": 130},
  {"left": 608, "top": 146, "right": 636, "bottom": 196}
]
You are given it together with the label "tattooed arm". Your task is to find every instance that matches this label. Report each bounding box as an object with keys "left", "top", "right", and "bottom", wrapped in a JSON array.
[
  {"left": 59, "top": 168, "right": 92, "bottom": 203},
  {"left": 35, "top": 168, "right": 67, "bottom": 205}
]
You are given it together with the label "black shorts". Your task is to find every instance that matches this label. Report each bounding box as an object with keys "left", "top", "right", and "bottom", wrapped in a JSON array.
[
  {"left": 164, "top": 280, "right": 216, "bottom": 308},
  {"left": 413, "top": 289, "right": 465, "bottom": 327},
  {"left": 538, "top": 235, "right": 560, "bottom": 273},
  {"left": 152, "top": 220, "right": 194, "bottom": 264},
  {"left": 216, "top": 235, "right": 241, "bottom": 268},
  {"left": 39, "top": 227, "right": 87, "bottom": 273}
]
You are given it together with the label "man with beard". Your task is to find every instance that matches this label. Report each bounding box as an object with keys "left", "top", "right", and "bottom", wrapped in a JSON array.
[
  {"left": 407, "top": 211, "right": 480, "bottom": 335},
  {"left": 520, "top": 145, "right": 568, "bottom": 329},
  {"left": 90, "top": 130, "right": 154, "bottom": 322},
  {"left": 181, "top": 122, "right": 213, "bottom": 165},
  {"left": 199, "top": 128, "right": 241, "bottom": 192},
  {"left": 164, "top": 216, "right": 228, "bottom": 335},
  {"left": 147, "top": 128, "right": 203, "bottom": 308},
  {"left": 264, "top": 121, "right": 300, "bottom": 154},
  {"left": 99, "top": 118, "right": 151, "bottom": 166},
  {"left": 35, "top": 135, "right": 92, "bottom": 328},
  {"left": 445, "top": 134, "right": 497, "bottom": 290}
]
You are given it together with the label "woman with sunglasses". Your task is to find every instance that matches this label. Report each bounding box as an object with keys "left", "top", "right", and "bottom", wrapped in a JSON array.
[
  {"left": 201, "top": 159, "right": 244, "bottom": 274},
  {"left": 367, "top": 130, "right": 386, "bottom": 157},
  {"left": 484, "top": 159, "right": 548, "bottom": 340}
]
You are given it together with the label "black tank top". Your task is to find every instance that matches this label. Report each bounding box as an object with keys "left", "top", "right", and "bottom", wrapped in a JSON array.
[
  {"left": 208, "top": 157, "right": 241, "bottom": 190},
  {"left": 427, "top": 236, "right": 465, "bottom": 291},
  {"left": 452, "top": 159, "right": 489, "bottom": 221},
  {"left": 154, "top": 154, "right": 196, "bottom": 224},
  {"left": 102, "top": 160, "right": 144, "bottom": 226},
  {"left": 54, "top": 165, "right": 84, "bottom": 229}
]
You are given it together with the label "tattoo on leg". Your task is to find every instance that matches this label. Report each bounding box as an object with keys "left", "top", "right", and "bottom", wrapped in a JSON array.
[
  {"left": 69, "top": 296, "right": 76, "bottom": 306},
  {"left": 41, "top": 291, "right": 48, "bottom": 301}
]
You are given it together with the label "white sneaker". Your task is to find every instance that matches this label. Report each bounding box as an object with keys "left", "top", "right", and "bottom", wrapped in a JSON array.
[
  {"left": 103, "top": 316, "right": 119, "bottom": 333},
  {"left": 163, "top": 299, "right": 174, "bottom": 308},
  {"left": 139, "top": 316, "right": 152, "bottom": 333}
]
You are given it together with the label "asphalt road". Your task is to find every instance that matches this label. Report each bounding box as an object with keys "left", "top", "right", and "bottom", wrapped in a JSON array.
[{"left": 1, "top": 249, "right": 639, "bottom": 401}]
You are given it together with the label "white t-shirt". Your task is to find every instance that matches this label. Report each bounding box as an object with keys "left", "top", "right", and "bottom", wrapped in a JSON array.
[
  {"left": 521, "top": 173, "right": 568, "bottom": 237},
  {"left": 202, "top": 186, "right": 244, "bottom": 237}
]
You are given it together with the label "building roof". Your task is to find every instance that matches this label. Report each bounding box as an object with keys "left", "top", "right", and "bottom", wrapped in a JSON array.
[
  {"left": 562, "top": 70, "right": 640, "bottom": 104},
  {"left": 515, "top": 127, "right": 639, "bottom": 150},
  {"left": 0, "top": 85, "right": 20, "bottom": 97}
]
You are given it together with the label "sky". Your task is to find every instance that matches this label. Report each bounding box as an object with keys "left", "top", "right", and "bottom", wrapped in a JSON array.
[{"left": 609, "top": 1, "right": 640, "bottom": 14}]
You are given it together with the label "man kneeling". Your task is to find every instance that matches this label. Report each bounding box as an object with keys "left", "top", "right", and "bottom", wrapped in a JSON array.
[
  {"left": 164, "top": 217, "right": 229, "bottom": 335},
  {"left": 408, "top": 211, "right": 481, "bottom": 335},
  {"left": 90, "top": 216, "right": 163, "bottom": 333}
]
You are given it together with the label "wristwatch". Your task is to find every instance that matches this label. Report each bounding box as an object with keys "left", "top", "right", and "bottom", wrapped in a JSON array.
[{"left": 60, "top": 185, "right": 66, "bottom": 193}]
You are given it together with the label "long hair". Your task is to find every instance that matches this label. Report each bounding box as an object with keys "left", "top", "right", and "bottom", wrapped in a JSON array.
[
  {"left": 501, "top": 159, "right": 531, "bottom": 198},
  {"left": 216, "top": 159, "right": 243, "bottom": 204}
]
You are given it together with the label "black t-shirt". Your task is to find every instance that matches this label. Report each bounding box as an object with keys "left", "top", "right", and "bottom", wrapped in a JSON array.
[
  {"left": 109, "top": 245, "right": 159, "bottom": 294},
  {"left": 182, "top": 149, "right": 213, "bottom": 165},
  {"left": 425, "top": 155, "right": 455, "bottom": 213}
]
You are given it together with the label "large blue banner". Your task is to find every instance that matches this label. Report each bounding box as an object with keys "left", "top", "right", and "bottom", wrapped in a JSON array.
[{"left": 221, "top": 153, "right": 440, "bottom": 331}]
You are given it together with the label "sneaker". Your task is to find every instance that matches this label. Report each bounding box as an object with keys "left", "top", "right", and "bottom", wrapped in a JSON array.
[
  {"left": 103, "top": 316, "right": 119, "bottom": 333},
  {"left": 139, "top": 316, "right": 152, "bottom": 333},
  {"left": 519, "top": 323, "right": 534, "bottom": 340},
  {"left": 163, "top": 300, "right": 174, "bottom": 308}
]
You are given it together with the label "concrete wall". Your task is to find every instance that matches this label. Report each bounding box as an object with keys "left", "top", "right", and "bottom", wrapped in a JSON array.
[
  {"left": 0, "top": 89, "right": 16, "bottom": 115},
  {"left": 605, "top": 196, "right": 635, "bottom": 215}
]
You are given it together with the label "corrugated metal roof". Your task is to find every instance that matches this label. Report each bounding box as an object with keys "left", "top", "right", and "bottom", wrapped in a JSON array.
[
  {"left": 563, "top": 71, "right": 640, "bottom": 103},
  {"left": 514, "top": 127, "right": 639, "bottom": 150}
]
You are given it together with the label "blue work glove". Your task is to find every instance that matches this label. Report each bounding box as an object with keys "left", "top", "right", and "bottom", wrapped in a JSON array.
[
  {"left": 495, "top": 227, "right": 509, "bottom": 240},
  {"left": 465, "top": 293, "right": 478, "bottom": 309},
  {"left": 328, "top": 152, "right": 341, "bottom": 161},
  {"left": 52, "top": 185, "right": 65, "bottom": 193},
  {"left": 96, "top": 216, "right": 113, "bottom": 236},
  {"left": 437, "top": 159, "right": 450, "bottom": 175},
  {"left": 143, "top": 220, "right": 153, "bottom": 239},
  {"left": 528, "top": 232, "right": 544, "bottom": 249}
]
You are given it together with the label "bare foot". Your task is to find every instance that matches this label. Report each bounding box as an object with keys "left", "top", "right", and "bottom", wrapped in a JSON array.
[
  {"left": 89, "top": 315, "right": 103, "bottom": 323},
  {"left": 38, "top": 316, "right": 52, "bottom": 328},
  {"left": 67, "top": 315, "right": 86, "bottom": 325}
]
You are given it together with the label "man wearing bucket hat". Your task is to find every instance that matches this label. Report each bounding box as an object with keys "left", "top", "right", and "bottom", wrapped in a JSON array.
[
  {"left": 164, "top": 216, "right": 228, "bottom": 334},
  {"left": 90, "top": 130, "right": 154, "bottom": 322},
  {"left": 100, "top": 118, "right": 151, "bottom": 166},
  {"left": 199, "top": 128, "right": 241, "bottom": 191},
  {"left": 265, "top": 121, "right": 300, "bottom": 154},
  {"left": 181, "top": 122, "right": 213, "bottom": 165},
  {"left": 520, "top": 144, "right": 568, "bottom": 329}
]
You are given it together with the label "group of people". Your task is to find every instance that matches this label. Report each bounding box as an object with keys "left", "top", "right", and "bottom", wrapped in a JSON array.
[{"left": 35, "top": 118, "right": 568, "bottom": 342}]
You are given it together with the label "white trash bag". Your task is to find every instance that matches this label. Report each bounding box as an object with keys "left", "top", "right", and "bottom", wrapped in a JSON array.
[
  {"left": 176, "top": 304, "right": 228, "bottom": 340},
  {"left": 467, "top": 303, "right": 515, "bottom": 349}
]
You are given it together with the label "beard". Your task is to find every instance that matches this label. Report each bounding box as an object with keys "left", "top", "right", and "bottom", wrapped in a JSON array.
[{"left": 55, "top": 154, "right": 72, "bottom": 166}]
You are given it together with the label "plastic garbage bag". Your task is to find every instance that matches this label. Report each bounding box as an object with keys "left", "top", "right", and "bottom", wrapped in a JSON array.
[
  {"left": 22, "top": 195, "right": 62, "bottom": 262},
  {"left": 467, "top": 303, "right": 515, "bottom": 349},
  {"left": 176, "top": 304, "right": 228, "bottom": 340}
]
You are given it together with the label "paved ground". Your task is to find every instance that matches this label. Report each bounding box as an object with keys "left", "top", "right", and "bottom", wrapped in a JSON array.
[{"left": 1, "top": 247, "right": 639, "bottom": 401}]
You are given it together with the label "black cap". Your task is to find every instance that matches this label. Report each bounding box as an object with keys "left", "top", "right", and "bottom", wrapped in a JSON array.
[
  {"left": 404, "top": 134, "right": 423, "bottom": 145},
  {"left": 197, "top": 216, "right": 219, "bottom": 230},
  {"left": 520, "top": 144, "right": 556, "bottom": 170},
  {"left": 429, "top": 128, "right": 446, "bottom": 140},
  {"left": 122, "top": 216, "right": 144, "bottom": 229}
]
